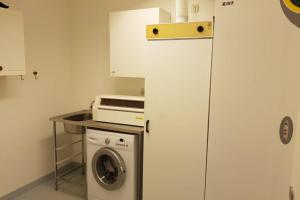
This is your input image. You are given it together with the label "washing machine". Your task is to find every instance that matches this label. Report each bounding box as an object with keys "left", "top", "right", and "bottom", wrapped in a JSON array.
[{"left": 86, "top": 128, "right": 139, "bottom": 200}]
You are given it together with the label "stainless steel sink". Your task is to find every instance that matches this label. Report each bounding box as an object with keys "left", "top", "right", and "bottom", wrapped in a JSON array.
[
  {"left": 63, "top": 113, "right": 92, "bottom": 134},
  {"left": 63, "top": 113, "right": 92, "bottom": 121}
]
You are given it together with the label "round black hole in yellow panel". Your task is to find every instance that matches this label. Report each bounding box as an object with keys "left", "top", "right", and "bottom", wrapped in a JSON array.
[{"left": 291, "top": 0, "right": 300, "bottom": 7}]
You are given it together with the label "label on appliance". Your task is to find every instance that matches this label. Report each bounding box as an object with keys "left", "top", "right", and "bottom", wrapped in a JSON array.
[{"left": 222, "top": 1, "right": 234, "bottom": 6}]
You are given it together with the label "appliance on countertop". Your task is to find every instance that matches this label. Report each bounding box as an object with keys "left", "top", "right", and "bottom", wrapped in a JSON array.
[
  {"left": 86, "top": 129, "right": 139, "bottom": 200},
  {"left": 92, "top": 95, "right": 144, "bottom": 127}
]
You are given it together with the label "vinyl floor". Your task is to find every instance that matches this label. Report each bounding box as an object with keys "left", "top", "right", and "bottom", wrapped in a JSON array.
[{"left": 11, "top": 170, "right": 85, "bottom": 200}]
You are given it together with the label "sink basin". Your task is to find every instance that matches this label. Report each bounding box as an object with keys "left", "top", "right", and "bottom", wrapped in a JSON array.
[
  {"left": 63, "top": 113, "right": 92, "bottom": 134},
  {"left": 63, "top": 113, "right": 92, "bottom": 121}
]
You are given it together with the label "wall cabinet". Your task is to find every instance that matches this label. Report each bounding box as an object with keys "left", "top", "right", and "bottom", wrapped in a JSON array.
[
  {"left": 109, "top": 8, "right": 170, "bottom": 78},
  {"left": 0, "top": 9, "right": 25, "bottom": 76}
]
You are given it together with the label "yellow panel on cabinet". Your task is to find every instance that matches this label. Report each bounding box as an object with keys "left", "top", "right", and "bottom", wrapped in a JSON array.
[{"left": 146, "top": 22, "right": 213, "bottom": 40}]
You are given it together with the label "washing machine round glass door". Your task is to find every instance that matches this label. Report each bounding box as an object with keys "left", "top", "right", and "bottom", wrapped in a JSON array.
[{"left": 92, "top": 147, "right": 126, "bottom": 190}]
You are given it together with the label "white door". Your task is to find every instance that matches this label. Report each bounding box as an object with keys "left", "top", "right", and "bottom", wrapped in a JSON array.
[
  {"left": 143, "top": 39, "right": 212, "bottom": 200},
  {"left": 206, "top": 1, "right": 300, "bottom": 200},
  {"left": 0, "top": 9, "right": 25, "bottom": 74}
]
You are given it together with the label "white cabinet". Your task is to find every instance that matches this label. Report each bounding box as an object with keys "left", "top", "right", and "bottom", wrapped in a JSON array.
[
  {"left": 0, "top": 9, "right": 25, "bottom": 76},
  {"left": 143, "top": 39, "right": 213, "bottom": 200},
  {"left": 109, "top": 8, "right": 170, "bottom": 78}
]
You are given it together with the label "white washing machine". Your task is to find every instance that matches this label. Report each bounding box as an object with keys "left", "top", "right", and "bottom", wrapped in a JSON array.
[{"left": 86, "top": 128, "right": 138, "bottom": 200}]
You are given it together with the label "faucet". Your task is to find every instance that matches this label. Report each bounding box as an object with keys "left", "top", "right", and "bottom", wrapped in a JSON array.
[{"left": 89, "top": 100, "right": 95, "bottom": 110}]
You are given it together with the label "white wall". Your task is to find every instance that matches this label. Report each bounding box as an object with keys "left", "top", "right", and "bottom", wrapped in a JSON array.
[{"left": 0, "top": 0, "right": 73, "bottom": 197}]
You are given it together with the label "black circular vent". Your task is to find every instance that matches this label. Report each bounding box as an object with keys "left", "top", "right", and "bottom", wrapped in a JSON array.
[{"left": 291, "top": 0, "right": 300, "bottom": 7}]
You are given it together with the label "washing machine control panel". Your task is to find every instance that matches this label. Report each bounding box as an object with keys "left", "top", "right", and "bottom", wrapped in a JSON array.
[
  {"left": 104, "top": 137, "right": 128, "bottom": 148},
  {"left": 87, "top": 129, "right": 136, "bottom": 151},
  {"left": 116, "top": 137, "right": 129, "bottom": 148}
]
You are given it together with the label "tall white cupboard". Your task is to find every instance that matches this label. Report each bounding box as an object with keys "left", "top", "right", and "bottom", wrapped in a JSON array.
[
  {"left": 110, "top": 8, "right": 170, "bottom": 78},
  {"left": 0, "top": 9, "right": 25, "bottom": 76},
  {"left": 143, "top": 38, "right": 213, "bottom": 200},
  {"left": 206, "top": 1, "right": 300, "bottom": 200}
]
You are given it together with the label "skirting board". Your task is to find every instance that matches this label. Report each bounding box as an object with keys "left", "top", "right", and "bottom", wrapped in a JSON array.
[{"left": 0, "top": 162, "right": 79, "bottom": 200}]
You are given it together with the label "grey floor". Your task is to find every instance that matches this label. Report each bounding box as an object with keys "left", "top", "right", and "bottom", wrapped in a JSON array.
[
  {"left": 11, "top": 170, "right": 85, "bottom": 200},
  {"left": 11, "top": 181, "right": 85, "bottom": 200}
]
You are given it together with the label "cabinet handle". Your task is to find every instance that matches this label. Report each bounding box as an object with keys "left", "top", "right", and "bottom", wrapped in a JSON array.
[
  {"left": 0, "top": 66, "right": 3, "bottom": 71},
  {"left": 146, "top": 120, "right": 150, "bottom": 133}
]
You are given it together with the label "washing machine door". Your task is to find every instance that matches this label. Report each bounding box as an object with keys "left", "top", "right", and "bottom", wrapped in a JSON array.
[{"left": 92, "top": 147, "right": 126, "bottom": 190}]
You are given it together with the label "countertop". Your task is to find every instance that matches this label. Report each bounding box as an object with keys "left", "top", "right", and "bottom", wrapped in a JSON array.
[{"left": 49, "top": 110, "right": 144, "bottom": 135}]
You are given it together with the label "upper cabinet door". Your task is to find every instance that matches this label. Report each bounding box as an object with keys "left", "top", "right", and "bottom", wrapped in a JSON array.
[
  {"left": 0, "top": 9, "right": 25, "bottom": 76},
  {"left": 109, "top": 8, "right": 170, "bottom": 78}
]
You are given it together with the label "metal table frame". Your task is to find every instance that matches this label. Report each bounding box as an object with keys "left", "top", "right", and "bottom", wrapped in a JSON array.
[{"left": 53, "top": 121, "right": 86, "bottom": 194}]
